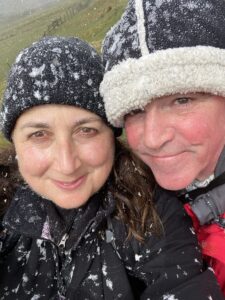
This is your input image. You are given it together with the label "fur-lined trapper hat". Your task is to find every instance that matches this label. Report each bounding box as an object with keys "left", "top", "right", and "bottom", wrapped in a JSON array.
[
  {"left": 1, "top": 36, "right": 121, "bottom": 140},
  {"left": 100, "top": 0, "right": 225, "bottom": 127}
]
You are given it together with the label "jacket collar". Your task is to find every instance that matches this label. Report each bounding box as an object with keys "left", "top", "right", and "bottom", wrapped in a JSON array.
[
  {"left": 3, "top": 183, "right": 115, "bottom": 248},
  {"left": 215, "top": 146, "right": 225, "bottom": 176}
]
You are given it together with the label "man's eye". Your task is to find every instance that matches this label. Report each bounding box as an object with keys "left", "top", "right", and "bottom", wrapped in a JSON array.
[
  {"left": 174, "top": 97, "right": 191, "bottom": 105},
  {"left": 127, "top": 108, "right": 144, "bottom": 117}
]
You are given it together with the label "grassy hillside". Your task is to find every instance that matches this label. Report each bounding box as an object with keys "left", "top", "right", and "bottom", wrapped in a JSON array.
[
  {"left": 0, "top": 0, "right": 127, "bottom": 145},
  {"left": 0, "top": 0, "right": 127, "bottom": 93}
]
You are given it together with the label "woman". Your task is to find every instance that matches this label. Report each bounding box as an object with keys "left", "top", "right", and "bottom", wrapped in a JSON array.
[{"left": 0, "top": 36, "right": 223, "bottom": 299}]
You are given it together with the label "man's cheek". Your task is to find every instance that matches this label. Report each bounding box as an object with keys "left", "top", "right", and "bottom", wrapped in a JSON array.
[
  {"left": 125, "top": 125, "right": 140, "bottom": 150},
  {"left": 126, "top": 133, "right": 138, "bottom": 149}
]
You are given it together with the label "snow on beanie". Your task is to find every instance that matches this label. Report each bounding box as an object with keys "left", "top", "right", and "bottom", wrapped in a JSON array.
[
  {"left": 100, "top": 0, "right": 225, "bottom": 127},
  {"left": 1, "top": 36, "right": 121, "bottom": 140}
]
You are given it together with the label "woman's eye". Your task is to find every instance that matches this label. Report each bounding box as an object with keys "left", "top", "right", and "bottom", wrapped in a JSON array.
[
  {"left": 79, "top": 127, "right": 98, "bottom": 136},
  {"left": 28, "top": 130, "right": 48, "bottom": 140}
]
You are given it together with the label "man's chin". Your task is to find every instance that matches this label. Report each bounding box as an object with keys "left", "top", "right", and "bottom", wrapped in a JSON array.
[{"left": 153, "top": 173, "right": 194, "bottom": 191}]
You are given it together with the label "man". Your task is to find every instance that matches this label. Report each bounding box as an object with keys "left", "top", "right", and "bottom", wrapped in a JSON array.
[{"left": 100, "top": 0, "right": 225, "bottom": 294}]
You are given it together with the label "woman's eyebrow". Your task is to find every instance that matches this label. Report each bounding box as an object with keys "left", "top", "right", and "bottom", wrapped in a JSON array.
[
  {"left": 73, "top": 117, "right": 102, "bottom": 126},
  {"left": 20, "top": 122, "right": 50, "bottom": 129},
  {"left": 20, "top": 117, "right": 102, "bottom": 130}
]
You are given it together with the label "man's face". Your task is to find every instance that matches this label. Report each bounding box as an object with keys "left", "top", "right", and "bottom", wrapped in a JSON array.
[{"left": 125, "top": 93, "right": 225, "bottom": 190}]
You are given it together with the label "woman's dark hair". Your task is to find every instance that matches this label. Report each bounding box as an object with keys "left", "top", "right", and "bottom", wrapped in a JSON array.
[
  {"left": 112, "top": 139, "right": 162, "bottom": 241},
  {"left": 0, "top": 146, "right": 21, "bottom": 219}
]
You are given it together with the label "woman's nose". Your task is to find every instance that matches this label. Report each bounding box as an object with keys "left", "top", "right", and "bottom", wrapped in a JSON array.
[{"left": 54, "top": 139, "right": 81, "bottom": 175}]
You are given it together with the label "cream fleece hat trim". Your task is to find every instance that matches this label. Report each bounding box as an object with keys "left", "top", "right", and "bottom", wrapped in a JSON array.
[{"left": 100, "top": 46, "right": 225, "bottom": 127}]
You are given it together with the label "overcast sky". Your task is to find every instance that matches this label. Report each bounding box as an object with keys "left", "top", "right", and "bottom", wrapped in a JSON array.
[{"left": 0, "top": 0, "right": 61, "bottom": 18}]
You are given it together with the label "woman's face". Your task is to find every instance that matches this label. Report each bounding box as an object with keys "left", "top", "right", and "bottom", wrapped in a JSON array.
[{"left": 12, "top": 104, "right": 115, "bottom": 209}]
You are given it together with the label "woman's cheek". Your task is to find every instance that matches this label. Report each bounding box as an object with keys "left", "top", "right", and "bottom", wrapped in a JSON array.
[
  {"left": 80, "top": 137, "right": 114, "bottom": 167},
  {"left": 17, "top": 145, "right": 50, "bottom": 176}
]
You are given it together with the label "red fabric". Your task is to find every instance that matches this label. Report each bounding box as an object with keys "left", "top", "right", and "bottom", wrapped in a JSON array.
[{"left": 184, "top": 203, "right": 225, "bottom": 295}]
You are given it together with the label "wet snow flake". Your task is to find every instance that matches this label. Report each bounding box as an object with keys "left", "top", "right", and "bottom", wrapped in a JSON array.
[
  {"left": 50, "top": 64, "right": 59, "bottom": 77},
  {"left": 102, "top": 263, "right": 107, "bottom": 276},
  {"left": 145, "top": 248, "right": 151, "bottom": 254},
  {"left": 44, "top": 95, "right": 49, "bottom": 101},
  {"left": 157, "top": 248, "right": 162, "bottom": 254},
  {"left": 12, "top": 94, "right": 17, "bottom": 100},
  {"left": 106, "top": 278, "right": 113, "bottom": 290},
  {"left": 87, "top": 274, "right": 100, "bottom": 287},
  {"left": 87, "top": 79, "right": 93, "bottom": 86},
  {"left": 125, "top": 265, "right": 132, "bottom": 271},
  {"left": 183, "top": 1, "right": 199, "bottom": 10},
  {"left": 22, "top": 274, "right": 29, "bottom": 283},
  {"left": 163, "top": 294, "right": 178, "bottom": 300},
  {"left": 189, "top": 227, "right": 195, "bottom": 235},
  {"left": 155, "top": 0, "right": 164, "bottom": 8},
  {"left": 12, "top": 284, "right": 20, "bottom": 293},
  {"left": 135, "top": 254, "right": 142, "bottom": 261},
  {"left": 68, "top": 265, "right": 75, "bottom": 284},
  {"left": 18, "top": 79, "right": 24, "bottom": 89},
  {"left": 36, "top": 240, "right": 47, "bottom": 260},
  {"left": 34, "top": 90, "right": 41, "bottom": 100},
  {"left": 31, "top": 295, "right": 41, "bottom": 300},
  {"left": 88, "top": 274, "right": 98, "bottom": 281},
  {"left": 73, "top": 72, "right": 80, "bottom": 80},
  {"left": 52, "top": 57, "right": 60, "bottom": 66},
  {"left": 52, "top": 47, "right": 62, "bottom": 54},
  {"left": 194, "top": 258, "right": 201, "bottom": 264},
  {"left": 15, "top": 52, "right": 23, "bottom": 63},
  {"left": 34, "top": 80, "right": 41, "bottom": 87},
  {"left": 208, "top": 267, "right": 215, "bottom": 274},
  {"left": 29, "top": 64, "right": 46, "bottom": 77},
  {"left": 28, "top": 215, "right": 41, "bottom": 223}
]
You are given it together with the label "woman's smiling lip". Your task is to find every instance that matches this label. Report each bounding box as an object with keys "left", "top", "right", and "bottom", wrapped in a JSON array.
[{"left": 52, "top": 175, "right": 87, "bottom": 190}]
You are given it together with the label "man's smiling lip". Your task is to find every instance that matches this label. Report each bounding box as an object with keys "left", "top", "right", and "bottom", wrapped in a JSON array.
[{"left": 142, "top": 151, "right": 187, "bottom": 160}]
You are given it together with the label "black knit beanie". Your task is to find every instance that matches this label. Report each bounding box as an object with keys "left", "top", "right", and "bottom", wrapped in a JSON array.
[
  {"left": 1, "top": 36, "right": 121, "bottom": 140},
  {"left": 100, "top": 0, "right": 225, "bottom": 127}
]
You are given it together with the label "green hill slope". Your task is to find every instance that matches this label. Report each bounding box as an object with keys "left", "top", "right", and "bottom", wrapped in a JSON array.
[
  {"left": 0, "top": 0, "right": 127, "bottom": 146},
  {"left": 0, "top": 0, "right": 127, "bottom": 94}
]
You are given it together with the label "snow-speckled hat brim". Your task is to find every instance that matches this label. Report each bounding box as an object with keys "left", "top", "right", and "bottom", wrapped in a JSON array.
[
  {"left": 100, "top": 46, "right": 225, "bottom": 127},
  {"left": 101, "top": 0, "right": 225, "bottom": 127}
]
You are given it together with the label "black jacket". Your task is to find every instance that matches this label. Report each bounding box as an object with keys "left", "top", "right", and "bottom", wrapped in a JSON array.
[{"left": 0, "top": 185, "right": 223, "bottom": 299}]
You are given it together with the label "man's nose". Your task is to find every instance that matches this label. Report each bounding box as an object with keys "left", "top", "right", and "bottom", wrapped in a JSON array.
[
  {"left": 143, "top": 107, "right": 174, "bottom": 151},
  {"left": 54, "top": 139, "right": 81, "bottom": 175}
]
